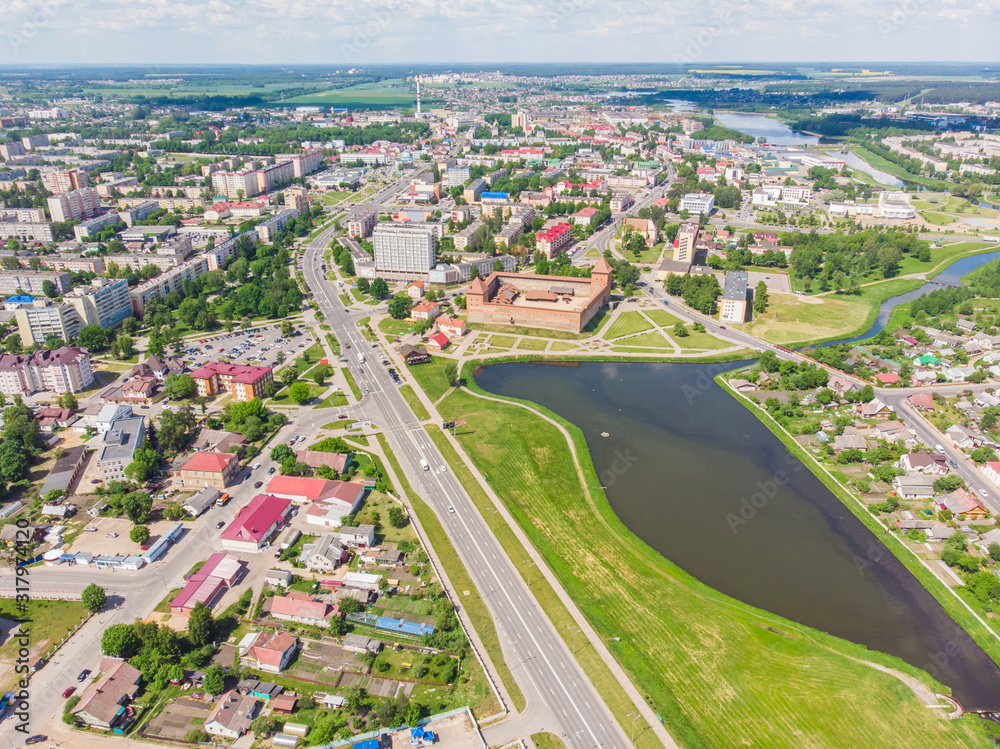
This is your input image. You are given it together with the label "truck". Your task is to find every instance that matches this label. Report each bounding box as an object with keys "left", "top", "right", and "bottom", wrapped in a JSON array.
[
  {"left": 215, "top": 493, "right": 230, "bottom": 508},
  {"left": 420, "top": 459, "right": 430, "bottom": 471}
]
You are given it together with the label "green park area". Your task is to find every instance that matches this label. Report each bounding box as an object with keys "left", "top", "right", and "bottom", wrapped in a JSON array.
[
  {"left": 279, "top": 80, "right": 416, "bottom": 109},
  {"left": 0, "top": 599, "right": 90, "bottom": 694},
  {"left": 426, "top": 378, "right": 995, "bottom": 748}
]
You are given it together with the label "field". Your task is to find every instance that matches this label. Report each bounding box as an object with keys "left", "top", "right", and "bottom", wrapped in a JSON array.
[
  {"left": 0, "top": 598, "right": 90, "bottom": 693},
  {"left": 404, "top": 357, "right": 456, "bottom": 403},
  {"left": 399, "top": 384, "right": 431, "bottom": 420},
  {"left": 602, "top": 310, "right": 653, "bottom": 340},
  {"left": 846, "top": 146, "right": 958, "bottom": 192},
  {"left": 278, "top": 79, "right": 416, "bottom": 109},
  {"left": 434, "top": 382, "right": 994, "bottom": 748}
]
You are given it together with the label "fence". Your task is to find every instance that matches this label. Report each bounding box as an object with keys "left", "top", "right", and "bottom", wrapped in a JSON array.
[{"left": 308, "top": 707, "right": 482, "bottom": 749}]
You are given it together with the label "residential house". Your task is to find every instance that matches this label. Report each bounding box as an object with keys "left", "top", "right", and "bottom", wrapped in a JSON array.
[
  {"left": 874, "top": 372, "right": 901, "bottom": 385},
  {"left": 892, "top": 474, "right": 937, "bottom": 500},
  {"left": 827, "top": 375, "right": 859, "bottom": 395},
  {"left": 299, "top": 533, "right": 348, "bottom": 572},
  {"left": 832, "top": 433, "right": 867, "bottom": 452},
  {"left": 338, "top": 524, "right": 376, "bottom": 548},
  {"left": 237, "top": 631, "right": 298, "bottom": 673},
  {"left": 220, "top": 495, "right": 292, "bottom": 553},
  {"left": 907, "top": 393, "right": 936, "bottom": 410},
  {"left": 204, "top": 690, "right": 258, "bottom": 739},
  {"left": 856, "top": 398, "right": 893, "bottom": 419},
  {"left": 426, "top": 333, "right": 450, "bottom": 351},
  {"left": 72, "top": 657, "right": 142, "bottom": 730},
  {"left": 177, "top": 451, "right": 241, "bottom": 489},
  {"left": 946, "top": 424, "right": 983, "bottom": 450},
  {"left": 941, "top": 489, "right": 989, "bottom": 521},
  {"left": 342, "top": 634, "right": 381, "bottom": 654},
  {"left": 269, "top": 591, "right": 337, "bottom": 627},
  {"left": 902, "top": 450, "right": 949, "bottom": 475},
  {"left": 436, "top": 316, "right": 466, "bottom": 339},
  {"left": 169, "top": 552, "right": 245, "bottom": 615},
  {"left": 33, "top": 406, "right": 77, "bottom": 431},
  {"left": 191, "top": 429, "right": 247, "bottom": 455},
  {"left": 875, "top": 420, "right": 914, "bottom": 443},
  {"left": 265, "top": 569, "right": 293, "bottom": 588},
  {"left": 294, "top": 449, "right": 351, "bottom": 474},
  {"left": 980, "top": 461, "right": 1000, "bottom": 488}
]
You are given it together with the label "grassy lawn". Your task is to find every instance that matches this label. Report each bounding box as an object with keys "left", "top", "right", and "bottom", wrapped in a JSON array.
[
  {"left": 922, "top": 211, "right": 959, "bottom": 226},
  {"left": 314, "top": 391, "right": 349, "bottom": 409},
  {"left": 341, "top": 367, "right": 361, "bottom": 400},
  {"left": 439, "top": 383, "right": 995, "bottom": 748},
  {"left": 847, "top": 146, "right": 958, "bottom": 192},
  {"left": 549, "top": 341, "right": 579, "bottom": 352},
  {"left": 644, "top": 308, "right": 683, "bottom": 328},
  {"left": 750, "top": 278, "right": 923, "bottom": 346},
  {"left": 319, "top": 191, "right": 351, "bottom": 205},
  {"left": 399, "top": 384, "right": 431, "bottom": 420},
  {"left": 350, "top": 287, "right": 368, "bottom": 303},
  {"left": 403, "top": 357, "right": 455, "bottom": 403},
  {"left": 375, "top": 434, "right": 515, "bottom": 716},
  {"left": 379, "top": 318, "right": 419, "bottom": 337},
  {"left": 271, "top": 382, "right": 327, "bottom": 405},
  {"left": 532, "top": 733, "right": 569, "bottom": 749},
  {"left": 681, "top": 330, "right": 731, "bottom": 350},
  {"left": 896, "top": 239, "right": 999, "bottom": 277},
  {"left": 487, "top": 335, "right": 517, "bottom": 348},
  {"left": 616, "top": 330, "right": 674, "bottom": 348},
  {"left": 0, "top": 599, "right": 89, "bottom": 693},
  {"left": 321, "top": 419, "right": 351, "bottom": 430},
  {"left": 602, "top": 310, "right": 654, "bottom": 340},
  {"left": 517, "top": 338, "right": 549, "bottom": 351},
  {"left": 339, "top": 293, "right": 352, "bottom": 307}
]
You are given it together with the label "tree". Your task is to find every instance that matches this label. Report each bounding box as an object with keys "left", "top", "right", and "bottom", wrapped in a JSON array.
[
  {"left": 58, "top": 392, "right": 78, "bottom": 411},
  {"left": 188, "top": 603, "right": 214, "bottom": 648},
  {"left": 934, "top": 474, "right": 966, "bottom": 493},
  {"left": 41, "top": 279, "right": 58, "bottom": 298},
  {"left": 753, "top": 281, "right": 769, "bottom": 314},
  {"left": 264, "top": 381, "right": 279, "bottom": 398},
  {"left": 101, "top": 623, "right": 140, "bottom": 658},
  {"left": 356, "top": 278, "right": 371, "bottom": 293},
  {"left": 250, "top": 715, "right": 277, "bottom": 738},
  {"left": 281, "top": 320, "right": 295, "bottom": 337},
  {"left": 124, "top": 447, "right": 160, "bottom": 484},
  {"left": 388, "top": 505, "right": 408, "bottom": 529},
  {"left": 971, "top": 446, "right": 998, "bottom": 464},
  {"left": 369, "top": 277, "right": 389, "bottom": 298},
  {"left": 116, "top": 334, "right": 135, "bottom": 359},
  {"left": 312, "top": 365, "right": 330, "bottom": 386},
  {"left": 278, "top": 365, "right": 298, "bottom": 387},
  {"left": 129, "top": 525, "right": 150, "bottom": 545},
  {"left": 270, "top": 444, "right": 295, "bottom": 463},
  {"left": 77, "top": 325, "right": 108, "bottom": 351},
  {"left": 164, "top": 373, "right": 197, "bottom": 400},
  {"left": 388, "top": 295, "right": 412, "bottom": 320},
  {"left": 202, "top": 664, "right": 225, "bottom": 695},
  {"left": 339, "top": 597, "right": 363, "bottom": 615},
  {"left": 443, "top": 362, "right": 457, "bottom": 387},
  {"left": 81, "top": 583, "right": 107, "bottom": 613},
  {"left": 989, "top": 542, "right": 1000, "bottom": 562},
  {"left": 289, "top": 381, "right": 311, "bottom": 404},
  {"left": 328, "top": 616, "right": 347, "bottom": 636}
]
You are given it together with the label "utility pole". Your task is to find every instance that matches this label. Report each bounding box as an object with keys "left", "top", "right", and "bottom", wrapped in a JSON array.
[
  {"left": 489, "top": 507, "right": 499, "bottom": 533},
  {"left": 568, "top": 625, "right": 581, "bottom": 654},
  {"left": 524, "top": 559, "right": 537, "bottom": 587},
  {"left": 628, "top": 712, "right": 640, "bottom": 744}
]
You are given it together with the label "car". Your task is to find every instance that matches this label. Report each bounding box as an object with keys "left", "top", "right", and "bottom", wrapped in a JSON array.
[
  {"left": 346, "top": 343, "right": 351, "bottom": 348},
  {"left": 448, "top": 506, "right": 455, "bottom": 513},
  {"left": 268, "top": 466, "right": 276, "bottom": 475},
  {"left": 950, "top": 460, "right": 958, "bottom": 468},
  {"left": 719, "top": 325, "right": 726, "bottom": 330},
  {"left": 91, "top": 478, "right": 102, "bottom": 484},
  {"left": 105, "top": 532, "right": 118, "bottom": 538},
  {"left": 252, "top": 463, "right": 262, "bottom": 470},
  {"left": 254, "top": 481, "right": 264, "bottom": 488},
  {"left": 77, "top": 669, "right": 90, "bottom": 682},
  {"left": 62, "top": 687, "right": 75, "bottom": 698},
  {"left": 981, "top": 489, "right": 990, "bottom": 498},
  {"left": 25, "top": 736, "right": 47, "bottom": 745},
  {"left": 216, "top": 521, "right": 225, "bottom": 529},
  {"left": 440, "top": 466, "right": 447, "bottom": 473},
  {"left": 338, "top": 414, "right": 348, "bottom": 419}
]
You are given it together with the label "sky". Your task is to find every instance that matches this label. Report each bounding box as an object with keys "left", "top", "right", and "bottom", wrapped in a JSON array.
[{"left": 0, "top": 0, "right": 998, "bottom": 66}]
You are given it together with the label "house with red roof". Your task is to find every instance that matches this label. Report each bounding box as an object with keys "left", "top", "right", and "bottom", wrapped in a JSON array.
[
  {"left": 536, "top": 222, "right": 574, "bottom": 259},
  {"left": 981, "top": 460, "right": 1000, "bottom": 488},
  {"left": 436, "top": 316, "right": 466, "bottom": 339},
  {"left": 294, "top": 449, "right": 351, "bottom": 474},
  {"left": 237, "top": 630, "right": 298, "bottom": 673},
  {"left": 570, "top": 206, "right": 600, "bottom": 226},
  {"left": 269, "top": 590, "right": 338, "bottom": 627},
  {"left": 178, "top": 451, "right": 240, "bottom": 489},
  {"left": 220, "top": 495, "right": 291, "bottom": 553},
  {"left": 190, "top": 361, "right": 273, "bottom": 402},
  {"left": 71, "top": 657, "right": 142, "bottom": 730},
  {"left": 169, "top": 552, "right": 245, "bottom": 614},
  {"left": 426, "top": 333, "right": 450, "bottom": 351},
  {"left": 874, "top": 372, "right": 901, "bottom": 385},
  {"left": 411, "top": 301, "right": 441, "bottom": 321},
  {"left": 940, "top": 488, "right": 988, "bottom": 521}
]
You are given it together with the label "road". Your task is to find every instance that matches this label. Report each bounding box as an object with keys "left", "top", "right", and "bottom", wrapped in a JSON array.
[{"left": 301, "top": 234, "right": 635, "bottom": 749}]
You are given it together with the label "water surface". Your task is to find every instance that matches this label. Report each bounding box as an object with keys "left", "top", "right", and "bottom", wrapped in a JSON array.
[{"left": 477, "top": 360, "right": 1000, "bottom": 709}]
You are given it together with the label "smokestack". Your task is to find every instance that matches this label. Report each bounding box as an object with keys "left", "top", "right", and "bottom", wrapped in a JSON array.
[{"left": 416, "top": 75, "right": 422, "bottom": 116}]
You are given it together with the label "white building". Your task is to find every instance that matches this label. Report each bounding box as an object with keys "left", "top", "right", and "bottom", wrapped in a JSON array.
[
  {"left": 878, "top": 192, "right": 917, "bottom": 220},
  {"left": 679, "top": 192, "right": 715, "bottom": 216},
  {"left": 373, "top": 224, "right": 436, "bottom": 273},
  {"left": 46, "top": 187, "right": 100, "bottom": 222}
]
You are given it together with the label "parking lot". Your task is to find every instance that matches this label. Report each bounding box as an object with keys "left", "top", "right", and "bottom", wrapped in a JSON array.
[{"left": 180, "top": 323, "right": 311, "bottom": 370}]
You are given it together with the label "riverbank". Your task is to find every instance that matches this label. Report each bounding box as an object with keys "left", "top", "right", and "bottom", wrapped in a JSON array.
[
  {"left": 431, "top": 357, "right": 996, "bottom": 748},
  {"left": 718, "top": 377, "right": 1000, "bottom": 671}
]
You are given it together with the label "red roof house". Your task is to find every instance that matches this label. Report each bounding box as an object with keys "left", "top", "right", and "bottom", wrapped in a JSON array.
[{"left": 220, "top": 495, "right": 291, "bottom": 552}]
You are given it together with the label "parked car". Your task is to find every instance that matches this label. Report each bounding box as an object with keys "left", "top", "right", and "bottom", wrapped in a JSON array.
[
  {"left": 268, "top": 467, "right": 276, "bottom": 475},
  {"left": 105, "top": 532, "right": 117, "bottom": 538},
  {"left": 62, "top": 687, "right": 75, "bottom": 698},
  {"left": 77, "top": 670, "right": 90, "bottom": 682},
  {"left": 25, "top": 736, "right": 47, "bottom": 745},
  {"left": 253, "top": 481, "right": 263, "bottom": 488}
]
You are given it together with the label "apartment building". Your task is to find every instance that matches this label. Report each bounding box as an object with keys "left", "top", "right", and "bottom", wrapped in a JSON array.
[
  {"left": 23, "top": 254, "right": 104, "bottom": 274},
  {"left": 128, "top": 257, "right": 209, "bottom": 315},
  {"left": 0, "top": 346, "right": 94, "bottom": 396},
  {"left": 73, "top": 211, "right": 122, "bottom": 241},
  {"left": 536, "top": 222, "right": 573, "bottom": 259},
  {"left": 373, "top": 224, "right": 435, "bottom": 273},
  {"left": 719, "top": 270, "right": 751, "bottom": 324},
  {"left": 96, "top": 175, "right": 139, "bottom": 198},
  {"left": 348, "top": 210, "right": 377, "bottom": 238},
  {"left": 64, "top": 277, "right": 132, "bottom": 329},
  {"left": 47, "top": 187, "right": 100, "bottom": 222},
  {"left": 464, "top": 178, "right": 486, "bottom": 203},
  {"left": 0, "top": 142, "right": 26, "bottom": 160},
  {"left": 104, "top": 253, "right": 183, "bottom": 273},
  {"left": 15, "top": 301, "right": 84, "bottom": 344},
  {"left": 256, "top": 210, "right": 297, "bottom": 243},
  {"left": 285, "top": 186, "right": 309, "bottom": 216},
  {"left": 21, "top": 134, "right": 49, "bottom": 150},
  {"left": 190, "top": 362, "right": 273, "bottom": 401},
  {"left": 0, "top": 208, "right": 45, "bottom": 223},
  {"left": 679, "top": 192, "right": 715, "bottom": 216},
  {"left": 212, "top": 168, "right": 260, "bottom": 199},
  {"left": 256, "top": 161, "right": 295, "bottom": 193},
  {"left": 0, "top": 270, "right": 71, "bottom": 296},
  {"left": 41, "top": 169, "right": 90, "bottom": 194},
  {"left": 274, "top": 149, "right": 324, "bottom": 178},
  {"left": 117, "top": 200, "right": 158, "bottom": 228},
  {"left": 0, "top": 220, "right": 55, "bottom": 244},
  {"left": 674, "top": 222, "right": 699, "bottom": 264}
]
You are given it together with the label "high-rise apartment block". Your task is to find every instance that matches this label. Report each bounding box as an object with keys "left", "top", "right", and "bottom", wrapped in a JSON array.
[
  {"left": 373, "top": 224, "right": 435, "bottom": 273},
  {"left": 47, "top": 187, "right": 100, "bottom": 222}
]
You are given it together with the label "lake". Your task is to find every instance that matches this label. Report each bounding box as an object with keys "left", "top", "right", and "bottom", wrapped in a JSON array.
[
  {"left": 715, "top": 111, "right": 820, "bottom": 146},
  {"left": 476, "top": 360, "right": 1000, "bottom": 710}
]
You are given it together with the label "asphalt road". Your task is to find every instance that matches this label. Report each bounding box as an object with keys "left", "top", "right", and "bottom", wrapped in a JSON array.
[{"left": 301, "top": 235, "right": 632, "bottom": 749}]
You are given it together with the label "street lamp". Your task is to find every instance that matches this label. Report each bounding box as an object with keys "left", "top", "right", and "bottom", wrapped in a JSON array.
[
  {"left": 568, "top": 625, "right": 581, "bottom": 654},
  {"left": 628, "top": 712, "right": 641, "bottom": 744},
  {"left": 523, "top": 559, "right": 537, "bottom": 587},
  {"left": 489, "top": 508, "right": 499, "bottom": 533}
]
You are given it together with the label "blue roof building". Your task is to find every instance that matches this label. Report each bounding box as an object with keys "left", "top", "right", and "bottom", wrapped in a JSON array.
[{"left": 4, "top": 294, "right": 36, "bottom": 308}]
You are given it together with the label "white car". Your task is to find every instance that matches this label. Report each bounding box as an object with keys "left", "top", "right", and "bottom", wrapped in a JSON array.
[{"left": 252, "top": 463, "right": 262, "bottom": 470}]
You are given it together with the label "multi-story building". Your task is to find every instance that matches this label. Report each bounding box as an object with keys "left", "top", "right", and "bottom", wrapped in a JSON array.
[
  {"left": 190, "top": 362, "right": 273, "bottom": 401},
  {"left": 464, "top": 178, "right": 486, "bottom": 203},
  {"left": 256, "top": 209, "right": 297, "bottom": 243},
  {"left": 719, "top": 270, "right": 751, "bottom": 324},
  {"left": 679, "top": 192, "right": 715, "bottom": 216},
  {"left": 0, "top": 219, "right": 55, "bottom": 244},
  {"left": 373, "top": 224, "right": 435, "bottom": 273},
  {"left": 535, "top": 222, "right": 574, "bottom": 259},
  {"left": 0, "top": 346, "right": 94, "bottom": 396},
  {"left": 0, "top": 270, "right": 71, "bottom": 296},
  {"left": 0, "top": 208, "right": 46, "bottom": 223},
  {"left": 212, "top": 168, "right": 260, "bottom": 199},
  {"left": 73, "top": 211, "right": 122, "bottom": 241},
  {"left": 0, "top": 142, "right": 26, "bottom": 160},
  {"left": 64, "top": 278, "right": 132, "bottom": 330},
  {"left": 878, "top": 192, "right": 917, "bottom": 220},
  {"left": 448, "top": 166, "right": 471, "bottom": 185},
  {"left": 15, "top": 301, "right": 84, "bottom": 344},
  {"left": 256, "top": 160, "right": 295, "bottom": 193},
  {"left": 200, "top": 230, "right": 256, "bottom": 272},
  {"left": 96, "top": 175, "right": 139, "bottom": 198},
  {"left": 24, "top": 254, "right": 104, "bottom": 274},
  {"left": 178, "top": 451, "right": 241, "bottom": 489},
  {"left": 285, "top": 186, "right": 309, "bottom": 216},
  {"left": 609, "top": 191, "right": 632, "bottom": 212},
  {"left": 128, "top": 257, "right": 209, "bottom": 315},
  {"left": 275, "top": 149, "right": 324, "bottom": 178},
  {"left": 96, "top": 415, "right": 145, "bottom": 481},
  {"left": 674, "top": 222, "right": 699, "bottom": 263},
  {"left": 41, "top": 169, "right": 90, "bottom": 194},
  {"left": 104, "top": 253, "right": 183, "bottom": 273},
  {"left": 348, "top": 210, "right": 377, "bottom": 238},
  {"left": 47, "top": 187, "right": 100, "bottom": 222},
  {"left": 117, "top": 200, "right": 158, "bottom": 227},
  {"left": 21, "top": 134, "right": 49, "bottom": 150}
]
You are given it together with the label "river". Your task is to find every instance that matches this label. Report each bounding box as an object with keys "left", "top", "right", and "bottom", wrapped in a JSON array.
[
  {"left": 715, "top": 111, "right": 821, "bottom": 146},
  {"left": 476, "top": 360, "right": 1000, "bottom": 710}
]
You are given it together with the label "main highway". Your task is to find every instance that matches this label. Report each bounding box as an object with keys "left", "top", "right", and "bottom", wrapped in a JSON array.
[{"left": 301, "top": 233, "right": 636, "bottom": 749}]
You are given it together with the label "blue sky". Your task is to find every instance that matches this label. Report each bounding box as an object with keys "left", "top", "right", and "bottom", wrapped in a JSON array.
[{"left": 0, "top": 0, "right": 997, "bottom": 65}]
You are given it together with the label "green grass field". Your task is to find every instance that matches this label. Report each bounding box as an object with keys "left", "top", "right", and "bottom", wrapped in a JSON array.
[
  {"left": 0, "top": 598, "right": 89, "bottom": 694},
  {"left": 603, "top": 311, "right": 654, "bottom": 340},
  {"left": 405, "top": 357, "right": 456, "bottom": 403},
  {"left": 467, "top": 308, "right": 611, "bottom": 341},
  {"left": 399, "top": 384, "right": 431, "bottom": 420},
  {"left": 615, "top": 330, "right": 674, "bottom": 348},
  {"left": 278, "top": 79, "right": 416, "bottom": 109},
  {"left": 341, "top": 367, "right": 361, "bottom": 400},
  {"left": 644, "top": 308, "right": 683, "bottom": 328},
  {"left": 436, "top": 382, "right": 994, "bottom": 748}
]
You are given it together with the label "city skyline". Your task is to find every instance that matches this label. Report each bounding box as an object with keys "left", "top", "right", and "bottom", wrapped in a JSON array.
[{"left": 1, "top": 0, "right": 998, "bottom": 65}]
